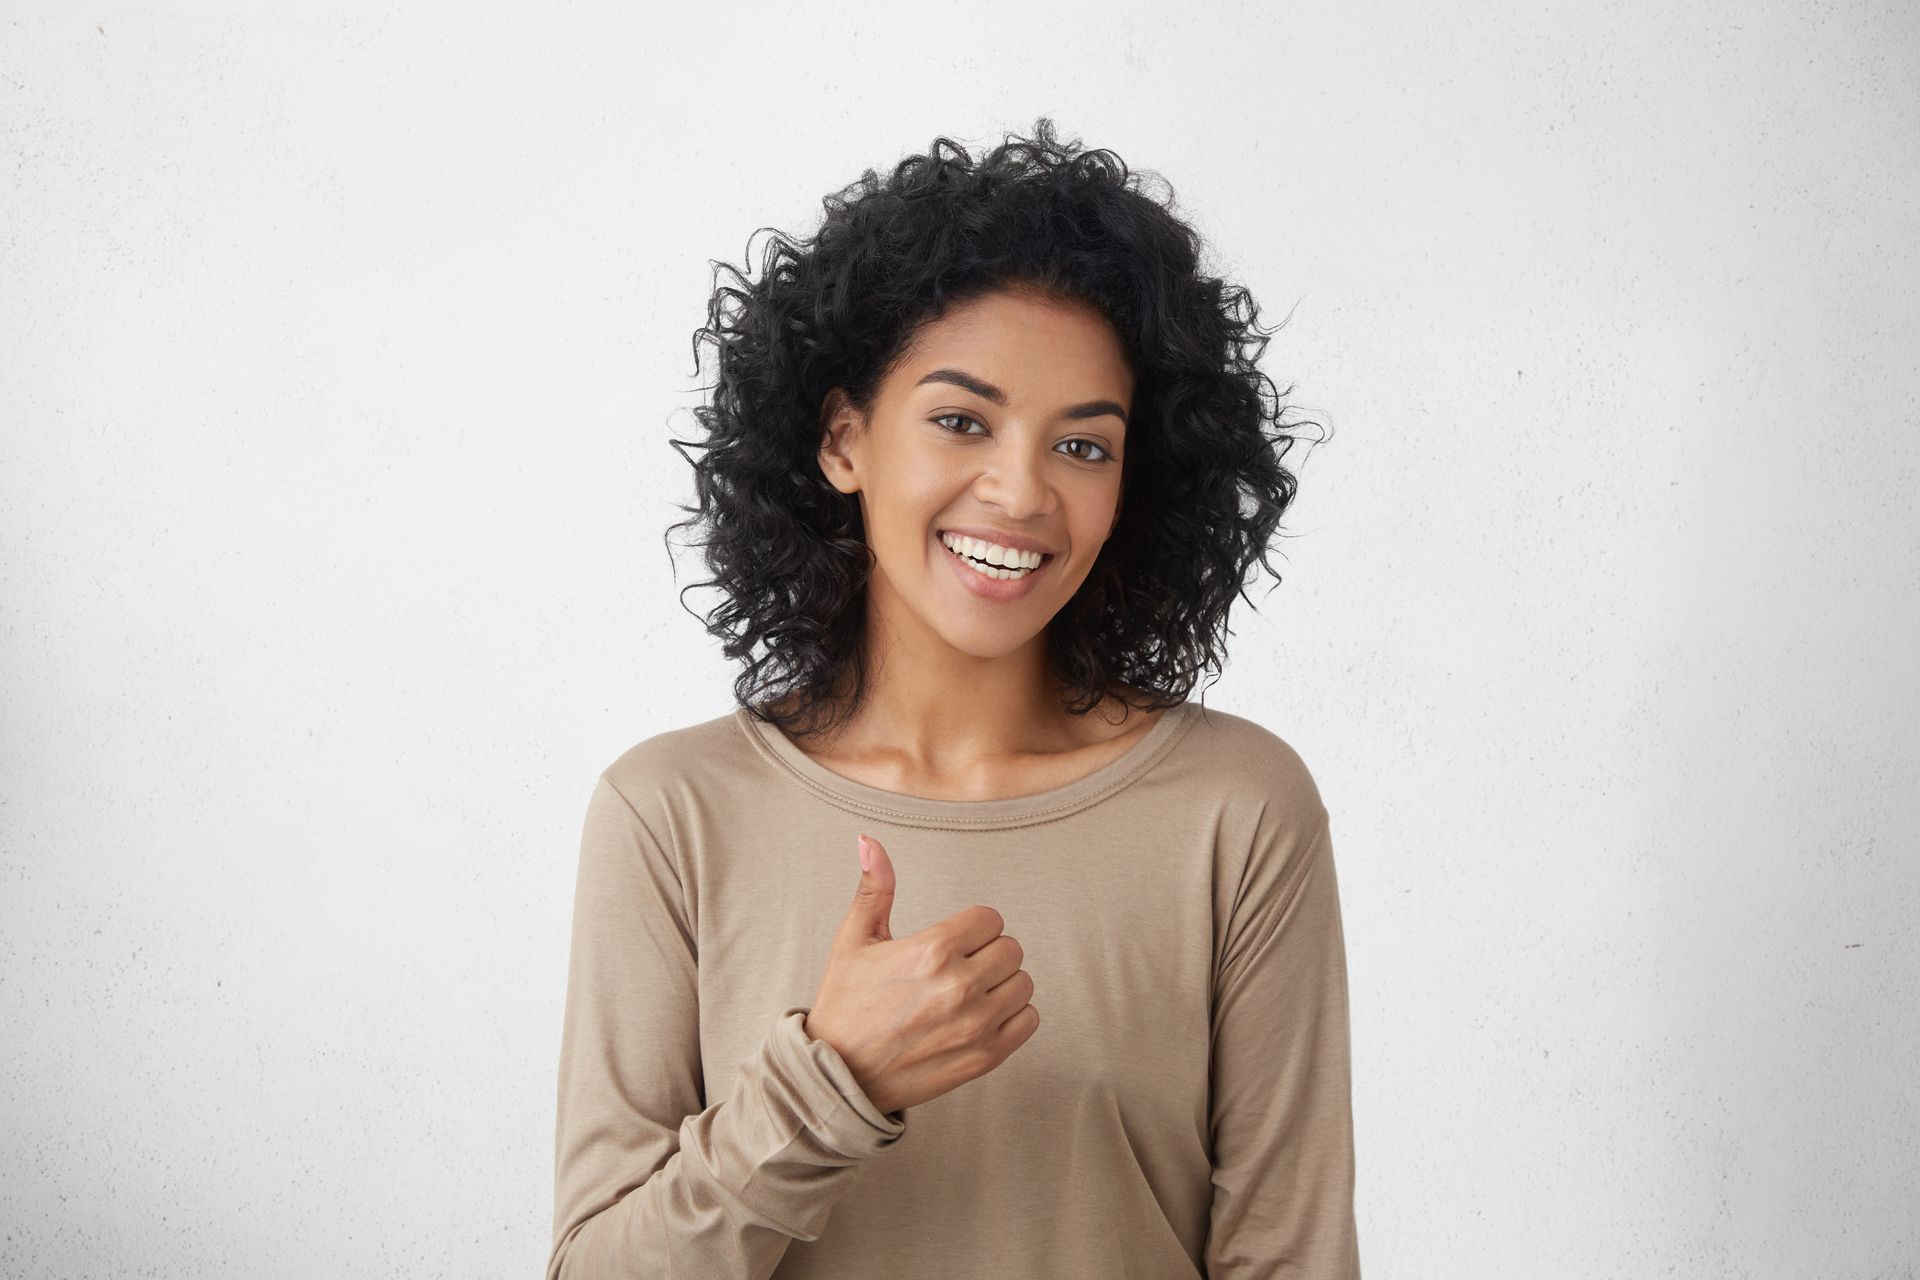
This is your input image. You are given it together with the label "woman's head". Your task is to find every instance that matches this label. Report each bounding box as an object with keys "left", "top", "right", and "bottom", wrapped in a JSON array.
[
  {"left": 814, "top": 282, "right": 1133, "bottom": 688},
  {"left": 669, "top": 117, "right": 1320, "bottom": 738}
]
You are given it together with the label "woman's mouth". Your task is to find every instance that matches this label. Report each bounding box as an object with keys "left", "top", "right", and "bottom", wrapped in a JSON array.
[{"left": 936, "top": 531, "right": 1055, "bottom": 599}]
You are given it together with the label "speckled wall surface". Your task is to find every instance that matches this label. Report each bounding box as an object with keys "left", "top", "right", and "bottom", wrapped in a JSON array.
[{"left": 3, "top": 4, "right": 1915, "bottom": 1276}]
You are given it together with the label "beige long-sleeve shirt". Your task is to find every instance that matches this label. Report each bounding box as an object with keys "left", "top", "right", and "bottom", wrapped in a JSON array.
[{"left": 548, "top": 698, "right": 1360, "bottom": 1278}]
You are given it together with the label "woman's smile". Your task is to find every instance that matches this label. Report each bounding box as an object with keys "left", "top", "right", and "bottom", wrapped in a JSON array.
[{"left": 935, "top": 530, "right": 1055, "bottom": 601}]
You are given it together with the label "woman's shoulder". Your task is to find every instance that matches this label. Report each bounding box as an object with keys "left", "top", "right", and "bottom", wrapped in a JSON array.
[
  {"left": 1168, "top": 699, "right": 1327, "bottom": 816},
  {"left": 596, "top": 706, "right": 756, "bottom": 801}
]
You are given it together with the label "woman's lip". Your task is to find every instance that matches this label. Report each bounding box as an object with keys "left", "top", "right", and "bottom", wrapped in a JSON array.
[{"left": 937, "top": 534, "right": 1052, "bottom": 601}]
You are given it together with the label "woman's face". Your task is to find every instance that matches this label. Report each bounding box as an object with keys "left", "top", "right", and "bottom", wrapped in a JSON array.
[{"left": 818, "top": 284, "right": 1134, "bottom": 660}]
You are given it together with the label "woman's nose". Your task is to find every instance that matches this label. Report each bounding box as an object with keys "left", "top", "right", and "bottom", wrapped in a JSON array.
[{"left": 975, "top": 449, "right": 1051, "bottom": 517}]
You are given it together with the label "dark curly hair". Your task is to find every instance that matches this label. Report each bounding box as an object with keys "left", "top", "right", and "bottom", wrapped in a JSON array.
[{"left": 665, "top": 117, "right": 1326, "bottom": 741}]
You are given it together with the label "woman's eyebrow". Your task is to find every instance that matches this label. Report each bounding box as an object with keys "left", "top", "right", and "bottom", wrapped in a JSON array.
[{"left": 914, "top": 367, "right": 1128, "bottom": 426}]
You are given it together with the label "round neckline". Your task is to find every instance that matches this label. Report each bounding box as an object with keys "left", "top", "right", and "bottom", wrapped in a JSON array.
[{"left": 734, "top": 699, "right": 1199, "bottom": 830}]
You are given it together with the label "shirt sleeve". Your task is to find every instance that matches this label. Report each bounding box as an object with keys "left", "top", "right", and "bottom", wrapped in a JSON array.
[
  {"left": 1205, "top": 807, "right": 1361, "bottom": 1278},
  {"left": 548, "top": 773, "right": 909, "bottom": 1280}
]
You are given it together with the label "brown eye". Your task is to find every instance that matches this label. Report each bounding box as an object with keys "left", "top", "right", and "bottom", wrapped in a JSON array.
[
  {"left": 934, "top": 414, "right": 1114, "bottom": 464},
  {"left": 933, "top": 413, "right": 987, "bottom": 436},
  {"left": 1059, "top": 438, "right": 1115, "bottom": 463}
]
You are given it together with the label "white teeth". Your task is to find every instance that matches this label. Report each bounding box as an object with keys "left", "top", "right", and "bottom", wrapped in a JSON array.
[
  {"left": 966, "top": 556, "right": 1031, "bottom": 580},
  {"left": 940, "top": 532, "right": 1044, "bottom": 571},
  {"left": 940, "top": 533, "right": 1043, "bottom": 581}
]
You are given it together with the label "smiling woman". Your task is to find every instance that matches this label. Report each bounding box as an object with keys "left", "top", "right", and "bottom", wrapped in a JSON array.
[
  {"left": 814, "top": 286, "right": 1132, "bottom": 631},
  {"left": 549, "top": 118, "right": 1357, "bottom": 1280},
  {"left": 663, "top": 116, "right": 1321, "bottom": 747}
]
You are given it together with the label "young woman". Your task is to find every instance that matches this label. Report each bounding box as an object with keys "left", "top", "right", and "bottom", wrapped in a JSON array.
[{"left": 549, "top": 119, "right": 1359, "bottom": 1279}]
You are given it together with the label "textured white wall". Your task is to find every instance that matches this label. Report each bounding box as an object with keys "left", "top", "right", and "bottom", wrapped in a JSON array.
[{"left": 3, "top": 4, "right": 1915, "bottom": 1276}]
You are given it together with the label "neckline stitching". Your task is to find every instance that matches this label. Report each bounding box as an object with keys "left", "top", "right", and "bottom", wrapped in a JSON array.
[{"left": 735, "top": 703, "right": 1197, "bottom": 829}]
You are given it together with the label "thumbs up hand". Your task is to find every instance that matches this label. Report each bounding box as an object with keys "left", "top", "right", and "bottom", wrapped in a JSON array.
[{"left": 803, "top": 833, "right": 1041, "bottom": 1117}]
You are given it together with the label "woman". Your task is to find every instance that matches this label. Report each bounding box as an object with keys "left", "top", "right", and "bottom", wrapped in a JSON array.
[{"left": 549, "top": 119, "right": 1359, "bottom": 1279}]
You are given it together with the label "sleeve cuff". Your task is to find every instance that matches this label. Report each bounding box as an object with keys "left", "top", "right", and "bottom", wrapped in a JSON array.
[{"left": 769, "top": 1006, "right": 909, "bottom": 1155}]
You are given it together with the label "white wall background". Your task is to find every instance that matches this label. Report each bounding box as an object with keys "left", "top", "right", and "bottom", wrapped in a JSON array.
[{"left": 4, "top": 3, "right": 1916, "bottom": 1276}]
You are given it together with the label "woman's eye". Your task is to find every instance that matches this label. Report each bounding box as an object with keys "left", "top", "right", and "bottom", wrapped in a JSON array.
[
  {"left": 1059, "top": 439, "right": 1114, "bottom": 463},
  {"left": 933, "top": 413, "right": 987, "bottom": 436},
  {"left": 934, "top": 414, "right": 1113, "bottom": 464}
]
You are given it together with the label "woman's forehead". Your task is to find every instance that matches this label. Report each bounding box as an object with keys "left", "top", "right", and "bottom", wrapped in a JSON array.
[{"left": 889, "top": 294, "right": 1133, "bottom": 395}]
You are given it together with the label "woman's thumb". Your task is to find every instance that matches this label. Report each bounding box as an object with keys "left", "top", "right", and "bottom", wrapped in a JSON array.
[{"left": 843, "top": 833, "right": 895, "bottom": 943}]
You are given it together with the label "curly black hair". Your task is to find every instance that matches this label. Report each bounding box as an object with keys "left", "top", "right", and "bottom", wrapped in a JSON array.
[{"left": 665, "top": 117, "right": 1326, "bottom": 741}]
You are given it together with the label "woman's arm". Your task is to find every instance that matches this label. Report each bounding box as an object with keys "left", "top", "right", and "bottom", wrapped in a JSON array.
[
  {"left": 1205, "top": 807, "right": 1361, "bottom": 1278},
  {"left": 548, "top": 774, "right": 907, "bottom": 1280}
]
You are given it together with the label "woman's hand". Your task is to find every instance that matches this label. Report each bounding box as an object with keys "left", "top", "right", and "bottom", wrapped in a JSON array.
[{"left": 804, "top": 833, "right": 1041, "bottom": 1117}]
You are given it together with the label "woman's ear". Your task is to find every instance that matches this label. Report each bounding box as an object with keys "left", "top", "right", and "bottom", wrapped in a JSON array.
[{"left": 817, "top": 388, "right": 863, "bottom": 496}]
